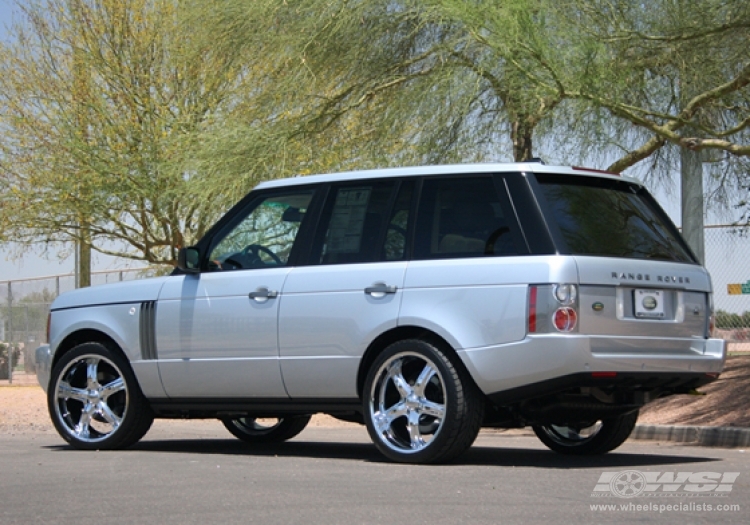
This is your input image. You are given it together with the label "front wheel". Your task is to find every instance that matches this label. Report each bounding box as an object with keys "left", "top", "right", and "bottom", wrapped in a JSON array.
[
  {"left": 532, "top": 410, "right": 639, "bottom": 455},
  {"left": 48, "top": 343, "right": 154, "bottom": 450},
  {"left": 221, "top": 416, "right": 311, "bottom": 444},
  {"left": 363, "top": 339, "right": 484, "bottom": 464}
]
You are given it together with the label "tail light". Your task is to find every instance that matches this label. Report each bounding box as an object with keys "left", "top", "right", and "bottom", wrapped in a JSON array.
[{"left": 528, "top": 284, "right": 579, "bottom": 334}]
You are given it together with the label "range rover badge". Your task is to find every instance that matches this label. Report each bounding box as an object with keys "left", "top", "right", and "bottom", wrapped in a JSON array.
[
  {"left": 592, "top": 302, "right": 604, "bottom": 312},
  {"left": 642, "top": 296, "right": 658, "bottom": 310}
]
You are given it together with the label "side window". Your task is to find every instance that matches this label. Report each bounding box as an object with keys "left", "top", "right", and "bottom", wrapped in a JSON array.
[
  {"left": 384, "top": 181, "right": 414, "bottom": 261},
  {"left": 313, "top": 181, "right": 397, "bottom": 264},
  {"left": 208, "top": 190, "right": 314, "bottom": 271},
  {"left": 414, "top": 176, "right": 517, "bottom": 259}
]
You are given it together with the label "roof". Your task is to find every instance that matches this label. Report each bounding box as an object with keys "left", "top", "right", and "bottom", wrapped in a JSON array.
[{"left": 254, "top": 162, "right": 637, "bottom": 190}]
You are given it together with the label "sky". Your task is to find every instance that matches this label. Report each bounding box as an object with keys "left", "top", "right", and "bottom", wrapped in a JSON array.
[
  {"left": 0, "top": 1, "right": 747, "bottom": 316},
  {"left": 0, "top": 1, "right": 144, "bottom": 281}
]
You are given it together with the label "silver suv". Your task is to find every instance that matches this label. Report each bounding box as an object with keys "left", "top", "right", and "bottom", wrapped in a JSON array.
[{"left": 36, "top": 163, "right": 726, "bottom": 463}]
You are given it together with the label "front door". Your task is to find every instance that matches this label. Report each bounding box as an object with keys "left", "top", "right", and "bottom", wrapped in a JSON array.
[{"left": 156, "top": 189, "right": 316, "bottom": 398}]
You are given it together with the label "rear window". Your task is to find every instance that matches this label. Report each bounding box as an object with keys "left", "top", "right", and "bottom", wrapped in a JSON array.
[{"left": 535, "top": 174, "right": 695, "bottom": 263}]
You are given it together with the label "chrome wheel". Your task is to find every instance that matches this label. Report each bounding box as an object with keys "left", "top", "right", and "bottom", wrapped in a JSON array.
[
  {"left": 536, "top": 421, "right": 604, "bottom": 446},
  {"left": 222, "top": 415, "right": 311, "bottom": 444},
  {"left": 363, "top": 339, "right": 483, "bottom": 463},
  {"left": 369, "top": 352, "right": 447, "bottom": 454},
  {"left": 48, "top": 343, "right": 153, "bottom": 450},
  {"left": 53, "top": 354, "right": 129, "bottom": 443},
  {"left": 532, "top": 411, "right": 639, "bottom": 455}
]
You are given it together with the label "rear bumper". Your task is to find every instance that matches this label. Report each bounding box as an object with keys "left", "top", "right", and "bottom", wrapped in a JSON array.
[{"left": 458, "top": 335, "right": 726, "bottom": 400}]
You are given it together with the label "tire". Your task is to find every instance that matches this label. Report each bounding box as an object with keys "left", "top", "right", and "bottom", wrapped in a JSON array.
[
  {"left": 363, "top": 339, "right": 484, "bottom": 464},
  {"left": 221, "top": 416, "right": 311, "bottom": 444},
  {"left": 48, "top": 342, "right": 154, "bottom": 450},
  {"left": 532, "top": 410, "right": 639, "bottom": 455}
]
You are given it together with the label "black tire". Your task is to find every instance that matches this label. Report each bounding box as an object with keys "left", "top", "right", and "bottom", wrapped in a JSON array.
[
  {"left": 221, "top": 416, "right": 311, "bottom": 444},
  {"left": 48, "top": 342, "right": 154, "bottom": 450},
  {"left": 363, "top": 339, "right": 484, "bottom": 464},
  {"left": 532, "top": 410, "right": 639, "bottom": 455}
]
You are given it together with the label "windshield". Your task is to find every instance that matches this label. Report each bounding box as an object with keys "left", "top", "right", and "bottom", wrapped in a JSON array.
[{"left": 535, "top": 174, "right": 695, "bottom": 263}]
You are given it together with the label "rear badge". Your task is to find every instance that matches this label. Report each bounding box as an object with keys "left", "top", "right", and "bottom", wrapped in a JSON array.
[{"left": 592, "top": 302, "right": 604, "bottom": 312}]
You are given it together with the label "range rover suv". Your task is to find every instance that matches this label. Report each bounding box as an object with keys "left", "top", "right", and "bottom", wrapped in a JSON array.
[{"left": 36, "top": 163, "right": 726, "bottom": 463}]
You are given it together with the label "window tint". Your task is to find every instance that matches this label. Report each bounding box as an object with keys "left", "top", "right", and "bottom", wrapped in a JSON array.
[
  {"left": 414, "top": 176, "right": 517, "bottom": 259},
  {"left": 535, "top": 175, "right": 695, "bottom": 262},
  {"left": 315, "top": 181, "right": 397, "bottom": 264},
  {"left": 208, "top": 191, "right": 314, "bottom": 271}
]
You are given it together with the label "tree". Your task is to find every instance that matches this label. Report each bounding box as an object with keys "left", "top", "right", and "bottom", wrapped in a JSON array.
[{"left": 0, "top": 0, "right": 254, "bottom": 267}]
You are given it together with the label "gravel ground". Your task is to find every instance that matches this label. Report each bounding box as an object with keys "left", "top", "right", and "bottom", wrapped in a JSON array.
[{"left": 2, "top": 355, "right": 748, "bottom": 436}]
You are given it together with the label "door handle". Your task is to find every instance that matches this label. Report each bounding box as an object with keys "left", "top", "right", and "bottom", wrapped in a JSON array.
[
  {"left": 365, "top": 283, "right": 398, "bottom": 296},
  {"left": 248, "top": 287, "right": 278, "bottom": 301}
]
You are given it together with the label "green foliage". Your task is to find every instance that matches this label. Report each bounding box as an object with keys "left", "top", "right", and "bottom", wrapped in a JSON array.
[
  {"left": 0, "top": 343, "right": 21, "bottom": 380},
  {"left": 716, "top": 310, "right": 750, "bottom": 330},
  {"left": 1, "top": 0, "right": 748, "bottom": 267}
]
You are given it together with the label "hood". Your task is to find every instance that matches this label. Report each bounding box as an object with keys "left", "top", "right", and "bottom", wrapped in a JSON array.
[{"left": 51, "top": 276, "right": 171, "bottom": 310}]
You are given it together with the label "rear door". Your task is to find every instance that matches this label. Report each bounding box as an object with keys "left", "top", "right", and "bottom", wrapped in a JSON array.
[
  {"left": 400, "top": 174, "right": 530, "bottom": 350},
  {"left": 279, "top": 179, "right": 414, "bottom": 398}
]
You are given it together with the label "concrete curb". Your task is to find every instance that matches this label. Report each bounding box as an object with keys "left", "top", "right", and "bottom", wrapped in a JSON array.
[{"left": 632, "top": 424, "right": 750, "bottom": 448}]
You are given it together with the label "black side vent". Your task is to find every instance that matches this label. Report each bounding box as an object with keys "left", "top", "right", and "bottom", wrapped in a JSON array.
[{"left": 139, "top": 301, "right": 158, "bottom": 360}]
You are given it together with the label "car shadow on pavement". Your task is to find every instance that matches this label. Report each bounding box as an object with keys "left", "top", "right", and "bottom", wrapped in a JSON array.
[{"left": 43, "top": 438, "right": 719, "bottom": 468}]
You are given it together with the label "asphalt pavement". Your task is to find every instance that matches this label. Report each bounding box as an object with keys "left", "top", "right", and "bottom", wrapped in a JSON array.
[{"left": 1, "top": 423, "right": 748, "bottom": 525}]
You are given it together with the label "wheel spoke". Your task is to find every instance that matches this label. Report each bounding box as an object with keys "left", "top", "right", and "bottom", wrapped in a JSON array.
[
  {"left": 85, "top": 360, "right": 100, "bottom": 388},
  {"left": 100, "top": 377, "right": 125, "bottom": 399},
  {"left": 384, "top": 401, "right": 408, "bottom": 422},
  {"left": 74, "top": 404, "right": 95, "bottom": 440},
  {"left": 386, "top": 360, "right": 412, "bottom": 398},
  {"left": 420, "top": 400, "right": 445, "bottom": 420},
  {"left": 406, "top": 411, "right": 425, "bottom": 449},
  {"left": 374, "top": 401, "right": 407, "bottom": 434},
  {"left": 413, "top": 363, "right": 438, "bottom": 397},
  {"left": 56, "top": 381, "right": 89, "bottom": 402},
  {"left": 98, "top": 402, "right": 122, "bottom": 429}
]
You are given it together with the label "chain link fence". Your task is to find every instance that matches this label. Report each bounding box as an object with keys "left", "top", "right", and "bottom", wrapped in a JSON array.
[
  {"left": 1, "top": 268, "right": 156, "bottom": 383},
  {"left": 1, "top": 226, "right": 749, "bottom": 382},
  {"left": 704, "top": 225, "right": 750, "bottom": 352}
]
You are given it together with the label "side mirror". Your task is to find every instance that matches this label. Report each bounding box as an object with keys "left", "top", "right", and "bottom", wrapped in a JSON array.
[{"left": 177, "top": 247, "right": 201, "bottom": 273}]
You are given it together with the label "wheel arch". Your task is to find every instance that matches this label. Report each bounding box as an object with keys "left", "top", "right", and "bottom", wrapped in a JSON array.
[
  {"left": 52, "top": 329, "right": 126, "bottom": 376},
  {"left": 356, "top": 325, "right": 477, "bottom": 399}
]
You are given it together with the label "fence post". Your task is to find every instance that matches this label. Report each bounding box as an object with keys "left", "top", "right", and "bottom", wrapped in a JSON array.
[{"left": 7, "top": 282, "right": 12, "bottom": 384}]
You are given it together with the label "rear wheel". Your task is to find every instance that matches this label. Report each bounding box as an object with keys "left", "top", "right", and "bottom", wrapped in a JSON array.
[
  {"left": 532, "top": 410, "right": 639, "bottom": 455},
  {"left": 363, "top": 339, "right": 483, "bottom": 464},
  {"left": 48, "top": 342, "right": 153, "bottom": 450},
  {"left": 221, "top": 416, "right": 311, "bottom": 444}
]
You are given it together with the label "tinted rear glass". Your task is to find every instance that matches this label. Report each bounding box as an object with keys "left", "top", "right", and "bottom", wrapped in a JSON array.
[{"left": 535, "top": 175, "right": 695, "bottom": 263}]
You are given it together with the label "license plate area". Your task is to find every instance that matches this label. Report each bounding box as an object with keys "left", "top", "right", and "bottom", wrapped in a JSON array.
[{"left": 634, "top": 289, "right": 666, "bottom": 319}]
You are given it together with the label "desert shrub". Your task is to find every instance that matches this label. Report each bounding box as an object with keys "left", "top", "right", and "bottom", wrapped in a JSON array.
[{"left": 0, "top": 343, "right": 21, "bottom": 380}]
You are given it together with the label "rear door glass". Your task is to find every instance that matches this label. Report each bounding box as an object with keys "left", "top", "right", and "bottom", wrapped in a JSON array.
[
  {"left": 534, "top": 174, "right": 695, "bottom": 263},
  {"left": 413, "top": 176, "right": 520, "bottom": 259}
]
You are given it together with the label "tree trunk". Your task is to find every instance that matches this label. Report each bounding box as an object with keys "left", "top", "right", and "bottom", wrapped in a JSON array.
[
  {"left": 511, "top": 120, "right": 534, "bottom": 162},
  {"left": 78, "top": 225, "right": 92, "bottom": 288},
  {"left": 680, "top": 147, "right": 705, "bottom": 264}
]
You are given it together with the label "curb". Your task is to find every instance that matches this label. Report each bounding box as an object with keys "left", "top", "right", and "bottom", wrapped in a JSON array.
[{"left": 632, "top": 424, "right": 750, "bottom": 448}]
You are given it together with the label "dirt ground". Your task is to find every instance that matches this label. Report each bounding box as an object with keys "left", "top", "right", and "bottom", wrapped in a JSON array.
[{"left": 2, "top": 355, "right": 748, "bottom": 436}]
